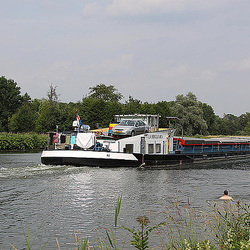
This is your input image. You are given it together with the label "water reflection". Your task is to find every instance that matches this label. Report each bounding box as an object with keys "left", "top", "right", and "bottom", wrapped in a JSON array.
[{"left": 0, "top": 153, "right": 249, "bottom": 249}]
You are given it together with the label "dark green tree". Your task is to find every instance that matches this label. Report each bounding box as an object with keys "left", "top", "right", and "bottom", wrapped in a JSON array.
[
  {"left": 154, "top": 101, "right": 172, "bottom": 128},
  {"left": 202, "top": 103, "right": 216, "bottom": 134},
  {"left": 35, "top": 100, "right": 61, "bottom": 133},
  {"left": 57, "top": 102, "right": 81, "bottom": 132},
  {"left": 35, "top": 84, "right": 61, "bottom": 133},
  {"left": 88, "top": 84, "right": 123, "bottom": 102},
  {"left": 222, "top": 114, "right": 239, "bottom": 135},
  {"left": 47, "top": 83, "right": 60, "bottom": 103},
  {"left": 245, "top": 121, "right": 250, "bottom": 135},
  {"left": 81, "top": 97, "right": 109, "bottom": 129},
  {"left": 0, "top": 76, "right": 25, "bottom": 131},
  {"left": 9, "top": 103, "right": 35, "bottom": 132},
  {"left": 236, "top": 112, "right": 250, "bottom": 135},
  {"left": 210, "top": 116, "right": 228, "bottom": 135},
  {"left": 172, "top": 92, "right": 208, "bottom": 136},
  {"left": 123, "top": 96, "right": 142, "bottom": 114}
]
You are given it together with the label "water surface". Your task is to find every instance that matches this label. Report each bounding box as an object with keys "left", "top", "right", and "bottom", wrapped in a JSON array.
[{"left": 0, "top": 153, "right": 249, "bottom": 249}]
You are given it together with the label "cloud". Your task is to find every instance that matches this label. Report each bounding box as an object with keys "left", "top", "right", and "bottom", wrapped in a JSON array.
[
  {"left": 224, "top": 57, "right": 250, "bottom": 71},
  {"left": 94, "top": 54, "right": 134, "bottom": 75},
  {"left": 82, "top": 2, "right": 102, "bottom": 17},
  {"left": 105, "top": 0, "right": 229, "bottom": 17},
  {"left": 195, "top": 70, "right": 216, "bottom": 82},
  {"left": 161, "top": 64, "right": 188, "bottom": 78}
]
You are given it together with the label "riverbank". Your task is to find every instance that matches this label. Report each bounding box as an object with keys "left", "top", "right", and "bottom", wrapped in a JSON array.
[{"left": 0, "top": 132, "right": 47, "bottom": 151}]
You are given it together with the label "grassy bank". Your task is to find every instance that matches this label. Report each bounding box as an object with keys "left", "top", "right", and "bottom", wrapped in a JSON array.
[
  {"left": 0, "top": 133, "right": 47, "bottom": 151},
  {"left": 9, "top": 196, "right": 250, "bottom": 249}
]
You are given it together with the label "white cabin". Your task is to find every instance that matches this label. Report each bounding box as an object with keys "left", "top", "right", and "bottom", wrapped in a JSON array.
[{"left": 100, "top": 129, "right": 175, "bottom": 155}]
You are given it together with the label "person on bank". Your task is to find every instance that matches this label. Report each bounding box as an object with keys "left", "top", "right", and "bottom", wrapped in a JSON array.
[{"left": 219, "top": 190, "right": 233, "bottom": 200}]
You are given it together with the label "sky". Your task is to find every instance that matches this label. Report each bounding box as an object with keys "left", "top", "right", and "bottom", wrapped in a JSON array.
[{"left": 1, "top": 0, "right": 250, "bottom": 117}]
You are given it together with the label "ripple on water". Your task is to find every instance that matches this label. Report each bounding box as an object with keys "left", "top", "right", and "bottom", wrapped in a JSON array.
[
  {"left": 0, "top": 153, "right": 249, "bottom": 249},
  {"left": 0, "top": 164, "right": 89, "bottom": 179}
]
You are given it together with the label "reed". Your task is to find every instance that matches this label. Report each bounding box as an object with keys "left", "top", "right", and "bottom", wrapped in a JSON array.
[
  {"left": 155, "top": 194, "right": 214, "bottom": 249},
  {"left": 205, "top": 200, "right": 250, "bottom": 249},
  {"left": 10, "top": 222, "right": 49, "bottom": 250}
]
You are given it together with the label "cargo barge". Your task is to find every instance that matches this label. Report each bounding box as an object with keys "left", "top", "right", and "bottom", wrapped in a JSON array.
[{"left": 41, "top": 128, "right": 250, "bottom": 167}]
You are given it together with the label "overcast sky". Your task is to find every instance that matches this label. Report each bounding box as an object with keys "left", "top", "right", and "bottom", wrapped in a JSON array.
[{"left": 1, "top": 0, "right": 250, "bottom": 116}]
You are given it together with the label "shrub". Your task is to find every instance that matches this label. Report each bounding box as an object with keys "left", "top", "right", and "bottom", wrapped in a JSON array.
[{"left": 0, "top": 133, "right": 47, "bottom": 151}]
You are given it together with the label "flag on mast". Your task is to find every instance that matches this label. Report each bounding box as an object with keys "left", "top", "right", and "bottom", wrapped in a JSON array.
[{"left": 76, "top": 111, "right": 81, "bottom": 132}]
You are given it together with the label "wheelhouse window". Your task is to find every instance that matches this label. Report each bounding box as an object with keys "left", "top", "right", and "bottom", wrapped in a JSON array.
[
  {"left": 125, "top": 144, "right": 134, "bottom": 153},
  {"left": 156, "top": 144, "right": 161, "bottom": 153},
  {"left": 148, "top": 144, "right": 154, "bottom": 154}
]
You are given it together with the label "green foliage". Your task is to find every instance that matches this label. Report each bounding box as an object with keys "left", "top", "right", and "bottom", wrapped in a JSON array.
[
  {"left": 0, "top": 133, "right": 47, "bottom": 151},
  {"left": 10, "top": 222, "right": 48, "bottom": 250},
  {"left": 154, "top": 101, "right": 172, "bottom": 128},
  {"left": 35, "top": 100, "right": 61, "bottom": 133},
  {"left": 172, "top": 92, "right": 208, "bottom": 136},
  {"left": 1, "top": 77, "right": 250, "bottom": 135},
  {"left": 81, "top": 98, "right": 109, "bottom": 129},
  {"left": 9, "top": 104, "right": 35, "bottom": 132},
  {"left": 0, "top": 76, "right": 24, "bottom": 131},
  {"left": 206, "top": 200, "right": 250, "bottom": 249},
  {"left": 81, "top": 97, "right": 122, "bottom": 129},
  {"left": 88, "top": 84, "right": 123, "bottom": 102},
  {"left": 202, "top": 103, "right": 216, "bottom": 134},
  {"left": 245, "top": 121, "right": 250, "bottom": 135},
  {"left": 57, "top": 102, "right": 80, "bottom": 131},
  {"left": 123, "top": 96, "right": 143, "bottom": 114},
  {"left": 182, "top": 239, "right": 215, "bottom": 249},
  {"left": 105, "top": 195, "right": 122, "bottom": 249},
  {"left": 123, "top": 216, "right": 165, "bottom": 250},
  {"left": 47, "top": 83, "right": 60, "bottom": 103}
]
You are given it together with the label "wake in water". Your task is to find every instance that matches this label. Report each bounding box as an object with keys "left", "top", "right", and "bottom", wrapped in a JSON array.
[{"left": 0, "top": 164, "right": 87, "bottom": 179}]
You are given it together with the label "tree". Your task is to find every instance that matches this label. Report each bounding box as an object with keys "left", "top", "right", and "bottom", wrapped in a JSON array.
[
  {"left": 202, "top": 103, "right": 216, "bottom": 134},
  {"left": 88, "top": 84, "right": 123, "bottom": 102},
  {"left": 237, "top": 113, "right": 250, "bottom": 135},
  {"left": 245, "top": 121, "right": 250, "bottom": 135},
  {"left": 222, "top": 114, "right": 239, "bottom": 135},
  {"left": 9, "top": 103, "right": 35, "bottom": 132},
  {"left": 35, "top": 100, "right": 61, "bottom": 133},
  {"left": 47, "top": 83, "right": 60, "bottom": 103},
  {"left": 123, "top": 96, "right": 142, "bottom": 114},
  {"left": 172, "top": 92, "right": 208, "bottom": 136},
  {"left": 81, "top": 97, "right": 109, "bottom": 129},
  {"left": 210, "top": 116, "right": 228, "bottom": 135},
  {"left": 154, "top": 101, "right": 172, "bottom": 128},
  {"left": 0, "top": 76, "right": 24, "bottom": 131},
  {"left": 57, "top": 102, "right": 81, "bottom": 132},
  {"left": 35, "top": 85, "right": 62, "bottom": 132}
]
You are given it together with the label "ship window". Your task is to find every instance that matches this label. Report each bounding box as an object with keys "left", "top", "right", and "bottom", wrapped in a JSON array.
[
  {"left": 148, "top": 144, "right": 154, "bottom": 154},
  {"left": 125, "top": 144, "right": 134, "bottom": 153},
  {"left": 60, "top": 135, "right": 66, "bottom": 143},
  {"left": 156, "top": 144, "right": 161, "bottom": 153}
]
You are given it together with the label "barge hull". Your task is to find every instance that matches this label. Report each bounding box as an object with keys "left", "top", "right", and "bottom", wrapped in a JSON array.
[
  {"left": 134, "top": 150, "right": 250, "bottom": 166},
  {"left": 41, "top": 150, "right": 138, "bottom": 167}
]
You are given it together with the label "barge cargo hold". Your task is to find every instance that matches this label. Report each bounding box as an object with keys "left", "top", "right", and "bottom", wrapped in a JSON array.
[{"left": 41, "top": 129, "right": 250, "bottom": 167}]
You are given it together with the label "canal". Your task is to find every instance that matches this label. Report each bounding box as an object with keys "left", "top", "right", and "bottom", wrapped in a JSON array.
[{"left": 0, "top": 153, "right": 249, "bottom": 249}]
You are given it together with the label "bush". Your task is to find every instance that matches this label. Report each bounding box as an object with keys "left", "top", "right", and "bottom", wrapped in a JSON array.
[{"left": 0, "top": 133, "right": 47, "bottom": 151}]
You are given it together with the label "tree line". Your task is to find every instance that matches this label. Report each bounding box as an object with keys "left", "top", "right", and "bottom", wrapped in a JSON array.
[{"left": 1, "top": 76, "right": 250, "bottom": 136}]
